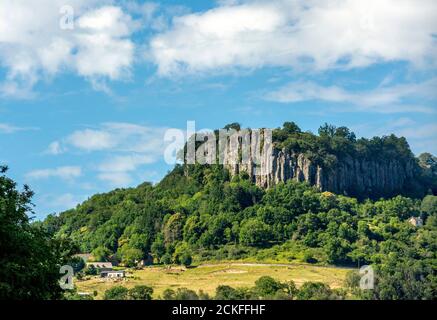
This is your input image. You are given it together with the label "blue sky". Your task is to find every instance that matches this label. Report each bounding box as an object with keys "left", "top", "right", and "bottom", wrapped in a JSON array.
[{"left": 0, "top": 0, "right": 436, "bottom": 219}]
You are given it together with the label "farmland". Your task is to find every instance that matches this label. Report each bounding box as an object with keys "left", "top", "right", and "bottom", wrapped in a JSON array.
[{"left": 75, "top": 262, "right": 351, "bottom": 299}]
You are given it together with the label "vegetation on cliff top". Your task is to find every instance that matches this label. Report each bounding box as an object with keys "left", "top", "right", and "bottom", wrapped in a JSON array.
[{"left": 274, "top": 122, "right": 414, "bottom": 164}]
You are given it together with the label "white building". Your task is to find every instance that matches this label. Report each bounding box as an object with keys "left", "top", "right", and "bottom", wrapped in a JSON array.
[
  {"left": 408, "top": 217, "right": 423, "bottom": 227},
  {"left": 100, "top": 270, "right": 125, "bottom": 278}
]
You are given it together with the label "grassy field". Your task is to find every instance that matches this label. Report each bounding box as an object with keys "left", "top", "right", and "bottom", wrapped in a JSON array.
[{"left": 75, "top": 262, "right": 351, "bottom": 299}]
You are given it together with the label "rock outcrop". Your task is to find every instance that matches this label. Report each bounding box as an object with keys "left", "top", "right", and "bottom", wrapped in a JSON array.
[{"left": 224, "top": 146, "right": 417, "bottom": 198}]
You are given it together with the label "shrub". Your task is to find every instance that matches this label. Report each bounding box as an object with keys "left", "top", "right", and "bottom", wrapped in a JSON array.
[
  {"left": 180, "top": 252, "right": 192, "bottom": 267},
  {"left": 128, "top": 285, "right": 153, "bottom": 300},
  {"left": 104, "top": 286, "right": 129, "bottom": 300},
  {"left": 160, "top": 253, "right": 172, "bottom": 265},
  {"left": 302, "top": 251, "right": 318, "bottom": 264},
  {"left": 296, "top": 282, "right": 333, "bottom": 300},
  {"left": 162, "top": 289, "right": 175, "bottom": 300},
  {"left": 254, "top": 276, "right": 284, "bottom": 298},
  {"left": 215, "top": 285, "right": 241, "bottom": 300},
  {"left": 174, "top": 288, "right": 199, "bottom": 300},
  {"left": 161, "top": 288, "right": 199, "bottom": 300}
]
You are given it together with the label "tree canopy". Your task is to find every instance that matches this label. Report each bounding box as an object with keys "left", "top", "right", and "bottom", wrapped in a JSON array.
[{"left": 0, "top": 166, "right": 72, "bottom": 300}]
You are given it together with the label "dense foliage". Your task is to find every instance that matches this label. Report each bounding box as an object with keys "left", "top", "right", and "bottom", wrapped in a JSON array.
[
  {"left": 42, "top": 151, "right": 437, "bottom": 299},
  {"left": 102, "top": 285, "right": 153, "bottom": 300},
  {"left": 274, "top": 122, "right": 414, "bottom": 165},
  {"left": 0, "top": 166, "right": 73, "bottom": 300}
]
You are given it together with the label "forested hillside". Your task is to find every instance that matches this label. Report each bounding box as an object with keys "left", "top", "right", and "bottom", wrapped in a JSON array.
[{"left": 41, "top": 123, "right": 437, "bottom": 299}]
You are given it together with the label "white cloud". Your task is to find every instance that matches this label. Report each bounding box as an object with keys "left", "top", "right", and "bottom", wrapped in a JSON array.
[
  {"left": 0, "top": 1, "right": 135, "bottom": 97},
  {"left": 91, "top": 124, "right": 167, "bottom": 187},
  {"left": 0, "top": 123, "right": 34, "bottom": 133},
  {"left": 67, "top": 129, "right": 116, "bottom": 151},
  {"left": 45, "top": 141, "right": 65, "bottom": 155},
  {"left": 265, "top": 78, "right": 437, "bottom": 113},
  {"left": 46, "top": 122, "right": 168, "bottom": 188},
  {"left": 60, "top": 122, "right": 167, "bottom": 153},
  {"left": 75, "top": 6, "right": 135, "bottom": 80},
  {"left": 149, "top": 0, "right": 437, "bottom": 76},
  {"left": 26, "top": 166, "right": 82, "bottom": 181}
]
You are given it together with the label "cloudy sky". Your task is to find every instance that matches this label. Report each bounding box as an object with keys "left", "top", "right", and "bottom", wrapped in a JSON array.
[{"left": 1, "top": 0, "right": 436, "bottom": 218}]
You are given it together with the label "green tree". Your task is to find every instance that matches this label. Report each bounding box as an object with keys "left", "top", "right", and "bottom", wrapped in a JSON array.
[
  {"left": 215, "top": 285, "right": 241, "bottom": 300},
  {"left": 175, "top": 288, "right": 199, "bottom": 300},
  {"left": 344, "top": 270, "right": 361, "bottom": 289},
  {"left": 421, "top": 195, "right": 437, "bottom": 215},
  {"left": 239, "top": 219, "right": 273, "bottom": 246},
  {"left": 118, "top": 245, "right": 143, "bottom": 267},
  {"left": 180, "top": 252, "right": 192, "bottom": 267},
  {"left": 296, "top": 282, "right": 333, "bottom": 300},
  {"left": 368, "top": 256, "right": 436, "bottom": 300},
  {"left": 128, "top": 285, "right": 153, "bottom": 300},
  {"left": 0, "top": 166, "right": 67, "bottom": 300},
  {"left": 172, "top": 242, "right": 192, "bottom": 266},
  {"left": 67, "top": 256, "right": 85, "bottom": 274},
  {"left": 151, "top": 234, "right": 166, "bottom": 261},
  {"left": 162, "top": 288, "right": 176, "bottom": 300},
  {"left": 254, "top": 276, "right": 284, "bottom": 298},
  {"left": 318, "top": 123, "right": 336, "bottom": 138},
  {"left": 283, "top": 121, "right": 301, "bottom": 134},
  {"left": 104, "top": 286, "right": 128, "bottom": 300},
  {"left": 223, "top": 123, "right": 241, "bottom": 131},
  {"left": 324, "top": 237, "right": 351, "bottom": 265},
  {"left": 91, "top": 246, "right": 111, "bottom": 262},
  {"left": 84, "top": 264, "right": 97, "bottom": 276},
  {"left": 164, "top": 213, "right": 185, "bottom": 244},
  {"left": 160, "top": 253, "right": 172, "bottom": 265},
  {"left": 283, "top": 280, "right": 298, "bottom": 299}
]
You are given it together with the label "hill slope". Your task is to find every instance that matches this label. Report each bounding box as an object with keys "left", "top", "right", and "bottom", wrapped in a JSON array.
[{"left": 42, "top": 123, "right": 437, "bottom": 299}]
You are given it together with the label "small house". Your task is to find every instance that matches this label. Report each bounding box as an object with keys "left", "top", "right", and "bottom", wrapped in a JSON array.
[
  {"left": 101, "top": 270, "right": 125, "bottom": 278},
  {"left": 408, "top": 217, "right": 423, "bottom": 227}
]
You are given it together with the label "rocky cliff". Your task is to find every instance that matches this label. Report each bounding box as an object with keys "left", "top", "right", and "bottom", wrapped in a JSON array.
[
  {"left": 187, "top": 123, "right": 434, "bottom": 198},
  {"left": 224, "top": 146, "right": 418, "bottom": 198}
]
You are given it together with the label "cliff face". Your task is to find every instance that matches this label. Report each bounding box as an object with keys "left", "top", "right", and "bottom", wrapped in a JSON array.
[{"left": 224, "top": 147, "right": 417, "bottom": 198}]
